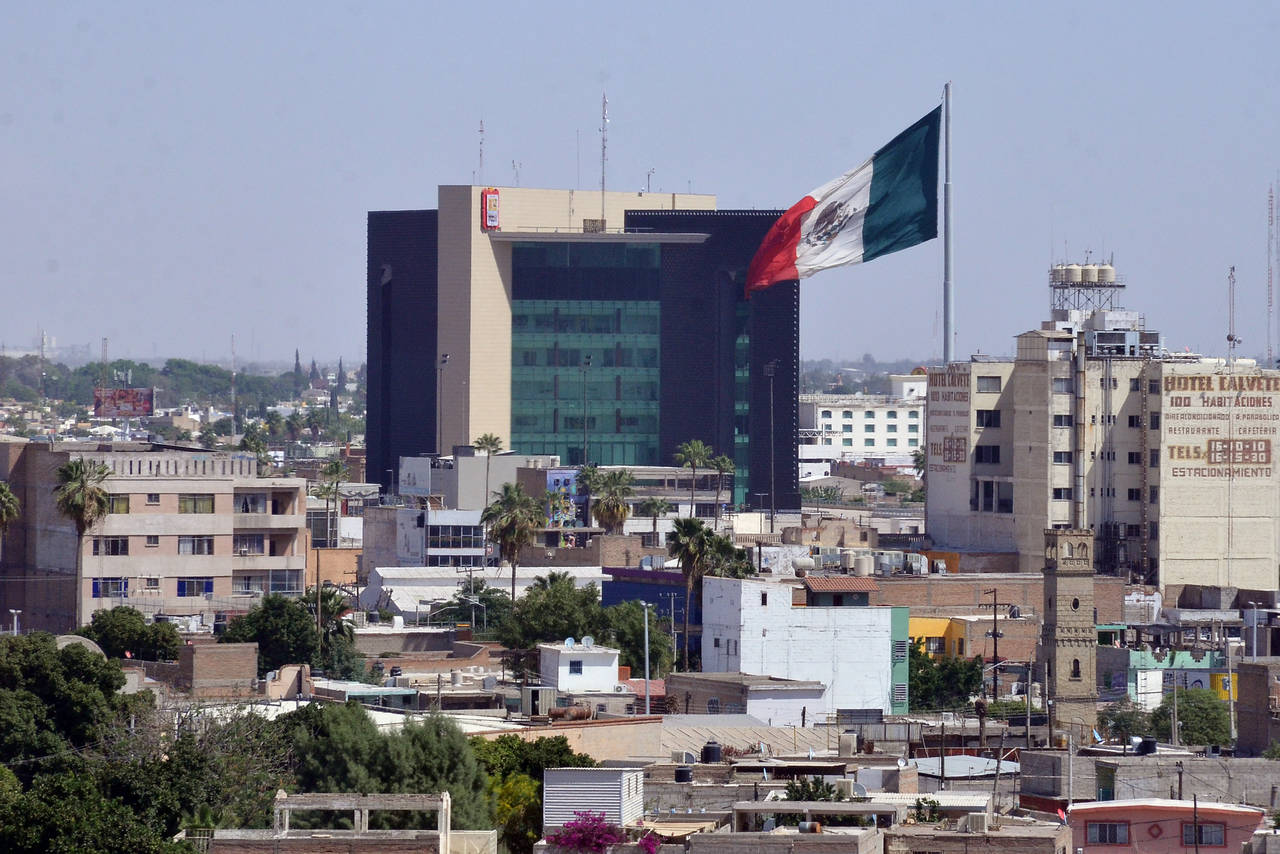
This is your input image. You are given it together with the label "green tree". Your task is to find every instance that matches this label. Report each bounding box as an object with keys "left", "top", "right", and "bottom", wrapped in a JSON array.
[
  {"left": 1151, "top": 688, "right": 1231, "bottom": 746},
  {"left": 307, "top": 587, "right": 360, "bottom": 677},
  {"left": 311, "top": 459, "right": 347, "bottom": 549},
  {"left": 636, "top": 496, "right": 672, "bottom": 539},
  {"left": 481, "top": 483, "right": 544, "bottom": 606},
  {"left": 674, "top": 440, "right": 712, "bottom": 510},
  {"left": 576, "top": 464, "right": 601, "bottom": 529},
  {"left": 603, "top": 599, "right": 674, "bottom": 677},
  {"left": 710, "top": 454, "right": 735, "bottom": 526},
  {"left": 706, "top": 532, "right": 755, "bottom": 579},
  {"left": 491, "top": 772, "right": 541, "bottom": 854},
  {"left": 444, "top": 579, "right": 512, "bottom": 635},
  {"left": 498, "top": 572, "right": 605, "bottom": 651},
  {"left": 474, "top": 433, "right": 504, "bottom": 503},
  {"left": 53, "top": 456, "right": 111, "bottom": 623},
  {"left": 668, "top": 517, "right": 712, "bottom": 670},
  {"left": 77, "top": 607, "right": 181, "bottom": 661},
  {"left": 1099, "top": 697, "right": 1153, "bottom": 741},
  {"left": 0, "top": 481, "right": 19, "bottom": 563},
  {"left": 908, "top": 639, "right": 982, "bottom": 711},
  {"left": 472, "top": 735, "right": 595, "bottom": 854},
  {"left": 219, "top": 594, "right": 319, "bottom": 677},
  {"left": 591, "top": 469, "right": 634, "bottom": 534}
]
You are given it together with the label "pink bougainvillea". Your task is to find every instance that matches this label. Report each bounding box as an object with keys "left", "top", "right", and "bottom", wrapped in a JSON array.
[
  {"left": 547, "top": 811, "right": 628, "bottom": 854},
  {"left": 637, "top": 831, "right": 661, "bottom": 854}
]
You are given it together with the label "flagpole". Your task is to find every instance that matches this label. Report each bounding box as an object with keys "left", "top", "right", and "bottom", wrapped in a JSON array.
[{"left": 942, "top": 81, "right": 954, "bottom": 364}]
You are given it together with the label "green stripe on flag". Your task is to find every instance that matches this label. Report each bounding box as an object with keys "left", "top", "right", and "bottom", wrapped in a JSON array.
[{"left": 862, "top": 105, "right": 941, "bottom": 263}]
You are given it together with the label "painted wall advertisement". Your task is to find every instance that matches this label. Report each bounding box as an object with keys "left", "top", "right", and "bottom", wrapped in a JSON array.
[
  {"left": 926, "top": 364, "right": 971, "bottom": 476},
  {"left": 93, "top": 387, "right": 154, "bottom": 417},
  {"left": 1162, "top": 373, "right": 1280, "bottom": 481}
]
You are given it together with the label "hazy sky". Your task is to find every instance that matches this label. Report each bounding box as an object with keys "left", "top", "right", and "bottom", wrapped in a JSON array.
[{"left": 5, "top": 2, "right": 1280, "bottom": 367}]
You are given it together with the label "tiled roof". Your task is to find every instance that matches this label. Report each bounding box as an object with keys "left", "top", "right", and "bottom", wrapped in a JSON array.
[{"left": 802, "top": 575, "right": 881, "bottom": 593}]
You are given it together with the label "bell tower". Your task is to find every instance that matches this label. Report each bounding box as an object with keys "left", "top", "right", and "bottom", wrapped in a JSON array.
[{"left": 1039, "top": 528, "right": 1098, "bottom": 735}]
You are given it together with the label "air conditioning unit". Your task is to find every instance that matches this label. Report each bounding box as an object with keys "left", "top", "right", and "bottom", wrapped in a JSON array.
[
  {"left": 614, "top": 684, "right": 628, "bottom": 693},
  {"left": 967, "top": 813, "right": 990, "bottom": 834}
]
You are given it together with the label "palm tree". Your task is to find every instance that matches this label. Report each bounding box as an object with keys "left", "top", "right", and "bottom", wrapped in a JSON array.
[
  {"left": 674, "top": 440, "right": 712, "bottom": 516},
  {"left": 636, "top": 496, "right": 672, "bottom": 541},
  {"left": 264, "top": 410, "right": 284, "bottom": 439},
  {"left": 473, "top": 433, "right": 504, "bottom": 502},
  {"left": 284, "top": 413, "right": 303, "bottom": 443},
  {"left": 307, "top": 586, "right": 354, "bottom": 661},
  {"left": 481, "top": 482, "right": 544, "bottom": 606},
  {"left": 591, "top": 469, "right": 635, "bottom": 534},
  {"left": 576, "top": 464, "right": 601, "bottom": 529},
  {"left": 710, "top": 454, "right": 735, "bottom": 528},
  {"left": 311, "top": 459, "right": 347, "bottom": 549},
  {"left": 0, "top": 481, "right": 19, "bottom": 563},
  {"left": 53, "top": 457, "right": 111, "bottom": 625},
  {"left": 668, "top": 517, "right": 712, "bottom": 670}
]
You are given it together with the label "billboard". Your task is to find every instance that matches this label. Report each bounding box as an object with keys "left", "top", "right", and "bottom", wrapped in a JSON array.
[
  {"left": 399, "top": 457, "right": 434, "bottom": 498},
  {"left": 93, "top": 387, "right": 154, "bottom": 417}
]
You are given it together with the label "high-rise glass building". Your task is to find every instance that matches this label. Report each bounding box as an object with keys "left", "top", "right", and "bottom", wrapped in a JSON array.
[{"left": 367, "top": 186, "right": 799, "bottom": 512}]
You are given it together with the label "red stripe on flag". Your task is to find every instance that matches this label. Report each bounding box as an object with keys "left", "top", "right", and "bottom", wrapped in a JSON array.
[{"left": 745, "top": 195, "right": 817, "bottom": 297}]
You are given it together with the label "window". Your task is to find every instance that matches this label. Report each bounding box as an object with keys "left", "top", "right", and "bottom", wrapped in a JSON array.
[
  {"left": 1150, "top": 449, "right": 1160, "bottom": 467},
  {"left": 887, "top": 410, "right": 898, "bottom": 419},
  {"left": 887, "top": 439, "right": 897, "bottom": 447},
  {"left": 908, "top": 424, "right": 918, "bottom": 433},
  {"left": 892, "top": 684, "right": 908, "bottom": 704},
  {"left": 1048, "top": 414, "right": 1069, "bottom": 428},
  {"left": 886, "top": 424, "right": 897, "bottom": 433},
  {"left": 1150, "top": 486, "right": 1159, "bottom": 504},
  {"left": 822, "top": 438, "right": 832, "bottom": 445},
  {"left": 908, "top": 439, "right": 919, "bottom": 447},
  {"left": 1128, "top": 451, "right": 1142, "bottom": 465},
  {"left": 1149, "top": 412, "right": 1161, "bottom": 430},
  {"left": 713, "top": 637, "right": 721, "bottom": 648},
  {"left": 145, "top": 535, "right": 159, "bottom": 548},
  {"left": 1053, "top": 451, "right": 1073, "bottom": 464},
  {"left": 707, "top": 697, "right": 720, "bottom": 714},
  {"left": 909, "top": 411, "right": 919, "bottom": 418},
  {"left": 761, "top": 591, "right": 768, "bottom": 606},
  {"left": 108, "top": 494, "right": 130, "bottom": 514},
  {"left": 1125, "top": 524, "right": 1142, "bottom": 537},
  {"left": 236, "top": 493, "right": 268, "bottom": 514},
  {"left": 864, "top": 439, "right": 874, "bottom": 447},
  {"left": 1150, "top": 379, "right": 1161, "bottom": 394},
  {"left": 1128, "top": 415, "right": 1142, "bottom": 428},
  {"left": 821, "top": 410, "right": 832, "bottom": 418},
  {"left": 1127, "top": 488, "right": 1141, "bottom": 501},
  {"left": 1130, "top": 378, "right": 1141, "bottom": 391},
  {"left": 976, "top": 376, "right": 1002, "bottom": 393},
  {"left": 864, "top": 424, "right": 875, "bottom": 433},
  {"left": 91, "top": 577, "right": 127, "bottom": 598},
  {"left": 1183, "top": 824, "right": 1225, "bottom": 847},
  {"left": 842, "top": 410, "right": 853, "bottom": 419},
  {"left": 178, "top": 494, "right": 215, "bottom": 514},
  {"left": 143, "top": 576, "right": 160, "bottom": 590},
  {"left": 842, "top": 438, "right": 853, "bottom": 446},
  {"left": 926, "top": 637, "right": 946, "bottom": 654},
  {"left": 892, "top": 640, "right": 909, "bottom": 661},
  {"left": 233, "top": 534, "right": 265, "bottom": 555},
  {"left": 1150, "top": 522, "right": 1159, "bottom": 540},
  {"left": 974, "top": 445, "right": 1000, "bottom": 464},
  {"left": 1052, "top": 377, "right": 1074, "bottom": 394},
  {"left": 864, "top": 411, "right": 875, "bottom": 419},
  {"left": 956, "top": 639, "right": 965, "bottom": 656},
  {"left": 842, "top": 424, "right": 853, "bottom": 433},
  {"left": 1052, "top": 487, "right": 1073, "bottom": 500},
  {"left": 178, "top": 536, "right": 214, "bottom": 555},
  {"left": 568, "top": 659, "right": 583, "bottom": 675},
  {"left": 146, "top": 493, "right": 160, "bottom": 505},
  {"left": 92, "top": 537, "right": 129, "bottom": 556},
  {"left": 177, "top": 577, "right": 213, "bottom": 597},
  {"left": 1087, "top": 823, "right": 1130, "bottom": 845}
]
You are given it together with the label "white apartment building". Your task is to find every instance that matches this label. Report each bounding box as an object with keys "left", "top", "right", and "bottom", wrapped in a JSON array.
[
  {"left": 700, "top": 576, "right": 910, "bottom": 720},
  {"left": 799, "top": 375, "right": 926, "bottom": 466},
  {"left": 0, "top": 441, "right": 308, "bottom": 632},
  {"left": 537, "top": 639, "right": 620, "bottom": 693},
  {"left": 926, "top": 264, "right": 1280, "bottom": 596}
]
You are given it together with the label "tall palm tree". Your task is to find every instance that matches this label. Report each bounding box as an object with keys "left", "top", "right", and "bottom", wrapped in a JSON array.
[
  {"left": 307, "top": 586, "right": 354, "bottom": 661},
  {"left": 473, "top": 433, "right": 504, "bottom": 503},
  {"left": 674, "top": 440, "right": 712, "bottom": 516},
  {"left": 668, "top": 517, "right": 712, "bottom": 670},
  {"left": 0, "top": 481, "right": 19, "bottom": 563},
  {"left": 591, "top": 469, "right": 635, "bottom": 534},
  {"left": 53, "top": 457, "right": 111, "bottom": 625},
  {"left": 710, "top": 454, "right": 735, "bottom": 528},
  {"left": 311, "top": 459, "right": 347, "bottom": 550},
  {"left": 481, "top": 483, "right": 544, "bottom": 606},
  {"left": 636, "top": 496, "right": 672, "bottom": 540},
  {"left": 576, "top": 464, "right": 601, "bottom": 529},
  {"left": 284, "top": 413, "right": 303, "bottom": 443}
]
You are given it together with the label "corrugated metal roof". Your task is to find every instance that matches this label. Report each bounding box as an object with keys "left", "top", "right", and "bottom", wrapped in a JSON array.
[
  {"left": 915, "top": 755, "right": 1019, "bottom": 778},
  {"left": 802, "top": 576, "right": 881, "bottom": 593}
]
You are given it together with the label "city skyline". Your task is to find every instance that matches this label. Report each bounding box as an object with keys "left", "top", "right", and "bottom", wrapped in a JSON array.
[{"left": 4, "top": 2, "right": 1280, "bottom": 364}]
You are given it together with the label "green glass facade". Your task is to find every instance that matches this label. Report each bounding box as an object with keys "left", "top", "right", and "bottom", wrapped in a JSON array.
[{"left": 510, "top": 242, "right": 663, "bottom": 465}]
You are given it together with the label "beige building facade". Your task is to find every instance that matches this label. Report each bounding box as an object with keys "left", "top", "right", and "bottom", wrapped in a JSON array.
[
  {"left": 926, "top": 285, "right": 1280, "bottom": 594},
  {"left": 0, "top": 441, "right": 308, "bottom": 632}
]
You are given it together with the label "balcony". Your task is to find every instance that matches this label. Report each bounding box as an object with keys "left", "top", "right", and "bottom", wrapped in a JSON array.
[
  {"left": 234, "top": 513, "right": 304, "bottom": 530},
  {"left": 231, "top": 554, "right": 305, "bottom": 571}
]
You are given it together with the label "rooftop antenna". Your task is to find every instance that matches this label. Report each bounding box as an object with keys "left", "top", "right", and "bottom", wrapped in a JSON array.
[
  {"left": 646, "top": 168, "right": 655, "bottom": 194},
  {"left": 1269, "top": 183, "right": 1275, "bottom": 366},
  {"left": 512, "top": 160, "right": 521, "bottom": 187},
  {"left": 600, "top": 92, "right": 608, "bottom": 223},
  {"left": 1227, "top": 266, "right": 1240, "bottom": 368},
  {"left": 230, "top": 333, "right": 237, "bottom": 429},
  {"left": 478, "top": 119, "right": 485, "bottom": 185}
]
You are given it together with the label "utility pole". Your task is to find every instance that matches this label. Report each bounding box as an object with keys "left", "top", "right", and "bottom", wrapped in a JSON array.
[
  {"left": 1026, "top": 649, "right": 1035, "bottom": 749},
  {"left": 1172, "top": 676, "right": 1181, "bottom": 747},
  {"left": 1176, "top": 760, "right": 1185, "bottom": 800},
  {"left": 1193, "top": 793, "right": 1200, "bottom": 854},
  {"left": 985, "top": 588, "right": 1001, "bottom": 698},
  {"left": 1067, "top": 731, "right": 1074, "bottom": 806},
  {"left": 991, "top": 730, "right": 1006, "bottom": 811},
  {"left": 643, "top": 601, "right": 652, "bottom": 715},
  {"left": 938, "top": 719, "right": 946, "bottom": 791}
]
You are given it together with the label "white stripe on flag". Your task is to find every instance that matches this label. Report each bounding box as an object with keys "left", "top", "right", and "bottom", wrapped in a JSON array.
[{"left": 794, "top": 156, "right": 874, "bottom": 279}]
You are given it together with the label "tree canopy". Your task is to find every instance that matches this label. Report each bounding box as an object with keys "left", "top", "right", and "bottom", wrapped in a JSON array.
[
  {"left": 77, "top": 607, "right": 181, "bottom": 662},
  {"left": 1150, "top": 687, "right": 1231, "bottom": 747},
  {"left": 907, "top": 639, "right": 982, "bottom": 711},
  {"left": 219, "top": 594, "right": 319, "bottom": 677}
]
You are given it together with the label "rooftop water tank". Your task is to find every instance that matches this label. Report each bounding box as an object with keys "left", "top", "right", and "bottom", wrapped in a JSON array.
[
  {"left": 854, "top": 555, "right": 875, "bottom": 577},
  {"left": 1051, "top": 264, "right": 1067, "bottom": 284},
  {"left": 1097, "top": 263, "right": 1116, "bottom": 283},
  {"left": 1081, "top": 264, "right": 1098, "bottom": 283},
  {"left": 1064, "top": 263, "right": 1082, "bottom": 283}
]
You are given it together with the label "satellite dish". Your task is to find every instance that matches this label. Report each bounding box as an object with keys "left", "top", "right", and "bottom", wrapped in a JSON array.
[
  {"left": 582, "top": 636, "right": 595, "bottom": 648},
  {"left": 564, "top": 637, "right": 576, "bottom": 648},
  {"left": 897, "top": 757, "right": 909, "bottom": 769}
]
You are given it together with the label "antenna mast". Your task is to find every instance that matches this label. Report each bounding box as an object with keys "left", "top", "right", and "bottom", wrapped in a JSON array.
[
  {"left": 478, "top": 120, "right": 485, "bottom": 185},
  {"left": 230, "top": 334, "right": 237, "bottom": 429},
  {"left": 1270, "top": 184, "right": 1275, "bottom": 366},
  {"left": 600, "top": 92, "right": 608, "bottom": 223},
  {"left": 1227, "top": 266, "right": 1239, "bottom": 367}
]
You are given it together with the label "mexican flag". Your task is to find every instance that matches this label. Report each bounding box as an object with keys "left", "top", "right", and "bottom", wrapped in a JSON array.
[{"left": 746, "top": 105, "right": 942, "bottom": 296}]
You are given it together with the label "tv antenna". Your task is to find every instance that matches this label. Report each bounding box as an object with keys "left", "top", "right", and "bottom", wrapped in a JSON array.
[
  {"left": 1227, "top": 266, "right": 1240, "bottom": 367},
  {"left": 600, "top": 92, "right": 608, "bottom": 222},
  {"left": 478, "top": 119, "right": 485, "bottom": 184},
  {"left": 512, "top": 160, "right": 521, "bottom": 187},
  {"left": 1269, "top": 183, "right": 1275, "bottom": 365}
]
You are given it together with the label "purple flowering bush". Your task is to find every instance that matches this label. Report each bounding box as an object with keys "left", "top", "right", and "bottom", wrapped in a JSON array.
[{"left": 546, "top": 811, "right": 628, "bottom": 854}]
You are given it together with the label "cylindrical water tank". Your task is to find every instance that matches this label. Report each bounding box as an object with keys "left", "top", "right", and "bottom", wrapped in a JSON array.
[
  {"left": 840, "top": 551, "right": 856, "bottom": 570},
  {"left": 1064, "top": 263, "right": 1082, "bottom": 283},
  {"left": 854, "top": 555, "right": 875, "bottom": 577},
  {"left": 450, "top": 669, "right": 462, "bottom": 686},
  {"left": 792, "top": 556, "right": 816, "bottom": 574},
  {"left": 701, "top": 740, "right": 723, "bottom": 764},
  {"left": 1051, "top": 264, "right": 1067, "bottom": 283},
  {"left": 1097, "top": 264, "right": 1116, "bottom": 283},
  {"left": 1081, "top": 264, "right": 1098, "bottom": 283},
  {"left": 674, "top": 766, "right": 693, "bottom": 783}
]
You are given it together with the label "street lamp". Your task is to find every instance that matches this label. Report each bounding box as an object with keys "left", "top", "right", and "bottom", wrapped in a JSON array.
[
  {"left": 763, "top": 360, "right": 778, "bottom": 534},
  {"left": 436, "top": 354, "right": 450, "bottom": 455},
  {"left": 642, "top": 601, "right": 653, "bottom": 715},
  {"left": 462, "top": 595, "right": 487, "bottom": 631},
  {"left": 581, "top": 354, "right": 592, "bottom": 465}
]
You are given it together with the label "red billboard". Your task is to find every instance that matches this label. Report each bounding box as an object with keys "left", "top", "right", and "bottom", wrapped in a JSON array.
[{"left": 93, "top": 387, "right": 155, "bottom": 417}]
